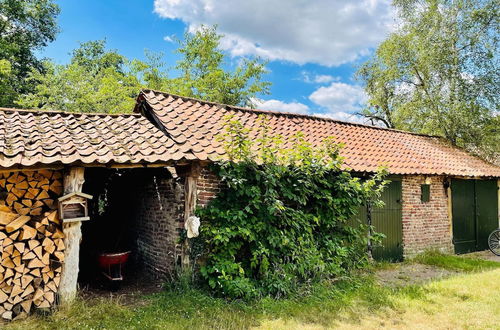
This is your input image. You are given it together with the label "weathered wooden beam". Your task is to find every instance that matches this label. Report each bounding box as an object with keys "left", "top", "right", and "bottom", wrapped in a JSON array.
[
  {"left": 179, "top": 162, "right": 201, "bottom": 266},
  {"left": 58, "top": 167, "right": 85, "bottom": 305}
]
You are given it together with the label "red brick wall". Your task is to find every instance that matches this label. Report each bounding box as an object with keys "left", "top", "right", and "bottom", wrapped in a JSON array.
[
  {"left": 196, "top": 166, "right": 222, "bottom": 208},
  {"left": 401, "top": 175, "right": 453, "bottom": 256}
]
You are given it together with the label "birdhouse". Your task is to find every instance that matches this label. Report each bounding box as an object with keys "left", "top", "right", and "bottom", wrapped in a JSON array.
[{"left": 58, "top": 192, "right": 93, "bottom": 223}]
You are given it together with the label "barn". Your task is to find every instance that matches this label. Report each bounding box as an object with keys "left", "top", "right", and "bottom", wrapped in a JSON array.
[{"left": 0, "top": 89, "right": 499, "bottom": 318}]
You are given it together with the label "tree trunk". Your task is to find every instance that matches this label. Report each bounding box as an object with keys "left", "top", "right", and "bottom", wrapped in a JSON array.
[{"left": 58, "top": 167, "right": 85, "bottom": 305}]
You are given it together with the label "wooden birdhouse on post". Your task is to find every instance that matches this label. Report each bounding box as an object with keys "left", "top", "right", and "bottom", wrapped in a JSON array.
[{"left": 58, "top": 192, "right": 93, "bottom": 223}]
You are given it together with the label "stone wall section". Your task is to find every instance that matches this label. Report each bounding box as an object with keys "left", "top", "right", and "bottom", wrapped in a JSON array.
[{"left": 401, "top": 175, "right": 453, "bottom": 256}]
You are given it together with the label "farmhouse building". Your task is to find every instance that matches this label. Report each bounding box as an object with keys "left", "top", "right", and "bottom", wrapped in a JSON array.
[{"left": 0, "top": 89, "right": 499, "bottom": 318}]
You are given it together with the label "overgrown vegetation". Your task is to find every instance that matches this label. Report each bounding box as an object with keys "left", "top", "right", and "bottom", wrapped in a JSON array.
[
  {"left": 193, "top": 117, "right": 387, "bottom": 299},
  {"left": 413, "top": 250, "right": 500, "bottom": 272},
  {"left": 5, "top": 256, "right": 500, "bottom": 329}
]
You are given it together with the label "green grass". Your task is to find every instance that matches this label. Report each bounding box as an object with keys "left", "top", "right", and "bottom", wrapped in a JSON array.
[
  {"left": 4, "top": 276, "right": 396, "bottom": 330},
  {"left": 412, "top": 250, "right": 500, "bottom": 272},
  {"left": 4, "top": 253, "right": 500, "bottom": 330}
]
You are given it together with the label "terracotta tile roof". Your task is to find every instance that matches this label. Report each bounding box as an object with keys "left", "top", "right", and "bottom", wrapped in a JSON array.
[
  {"left": 0, "top": 107, "right": 176, "bottom": 168},
  {"left": 136, "top": 90, "right": 500, "bottom": 177}
]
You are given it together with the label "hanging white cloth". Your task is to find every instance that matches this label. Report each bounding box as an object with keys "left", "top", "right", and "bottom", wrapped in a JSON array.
[{"left": 185, "top": 215, "right": 200, "bottom": 238}]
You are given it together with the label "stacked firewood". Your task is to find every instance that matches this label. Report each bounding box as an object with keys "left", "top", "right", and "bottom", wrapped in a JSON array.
[{"left": 0, "top": 170, "right": 64, "bottom": 321}]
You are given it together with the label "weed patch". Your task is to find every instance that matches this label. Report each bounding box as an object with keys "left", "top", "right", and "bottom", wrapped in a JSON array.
[{"left": 413, "top": 251, "right": 500, "bottom": 272}]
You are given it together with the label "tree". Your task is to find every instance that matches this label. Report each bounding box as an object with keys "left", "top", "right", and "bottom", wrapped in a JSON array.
[
  {"left": 357, "top": 0, "right": 499, "bottom": 161},
  {"left": 0, "top": 0, "right": 59, "bottom": 106},
  {"left": 133, "top": 26, "right": 271, "bottom": 107},
  {"left": 20, "top": 26, "right": 271, "bottom": 112},
  {"left": 17, "top": 40, "right": 141, "bottom": 113}
]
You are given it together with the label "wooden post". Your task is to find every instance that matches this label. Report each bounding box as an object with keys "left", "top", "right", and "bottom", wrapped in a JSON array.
[
  {"left": 181, "top": 163, "right": 201, "bottom": 266},
  {"left": 58, "top": 167, "right": 85, "bottom": 304},
  {"left": 366, "top": 202, "right": 373, "bottom": 260}
]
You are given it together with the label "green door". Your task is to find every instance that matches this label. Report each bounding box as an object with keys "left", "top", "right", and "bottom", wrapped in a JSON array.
[
  {"left": 372, "top": 180, "right": 403, "bottom": 261},
  {"left": 452, "top": 179, "right": 498, "bottom": 253},
  {"left": 475, "top": 180, "right": 498, "bottom": 251}
]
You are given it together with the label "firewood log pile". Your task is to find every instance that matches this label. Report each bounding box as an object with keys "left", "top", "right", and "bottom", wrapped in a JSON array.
[{"left": 0, "top": 170, "right": 64, "bottom": 321}]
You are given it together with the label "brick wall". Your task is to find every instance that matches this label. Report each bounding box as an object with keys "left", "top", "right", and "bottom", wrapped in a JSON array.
[
  {"left": 196, "top": 165, "right": 222, "bottom": 208},
  {"left": 134, "top": 172, "right": 185, "bottom": 278},
  {"left": 401, "top": 175, "right": 453, "bottom": 256},
  {"left": 133, "top": 167, "right": 460, "bottom": 276},
  {"left": 130, "top": 165, "right": 221, "bottom": 279}
]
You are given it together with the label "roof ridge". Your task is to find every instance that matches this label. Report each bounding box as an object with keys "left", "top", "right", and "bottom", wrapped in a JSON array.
[
  {"left": 0, "top": 107, "right": 141, "bottom": 117},
  {"left": 140, "top": 89, "right": 441, "bottom": 139}
]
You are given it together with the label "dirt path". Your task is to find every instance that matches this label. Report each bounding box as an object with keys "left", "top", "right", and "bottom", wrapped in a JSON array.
[
  {"left": 375, "top": 263, "right": 459, "bottom": 287},
  {"left": 375, "top": 250, "right": 500, "bottom": 287},
  {"left": 465, "top": 250, "right": 500, "bottom": 262}
]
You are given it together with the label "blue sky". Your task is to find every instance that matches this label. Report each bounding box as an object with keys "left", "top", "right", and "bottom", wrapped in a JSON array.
[{"left": 41, "top": 0, "right": 394, "bottom": 122}]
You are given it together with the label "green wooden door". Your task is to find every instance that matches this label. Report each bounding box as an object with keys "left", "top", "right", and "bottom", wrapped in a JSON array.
[
  {"left": 451, "top": 180, "right": 476, "bottom": 254},
  {"left": 475, "top": 180, "right": 498, "bottom": 251},
  {"left": 452, "top": 179, "right": 498, "bottom": 253},
  {"left": 372, "top": 180, "right": 403, "bottom": 261}
]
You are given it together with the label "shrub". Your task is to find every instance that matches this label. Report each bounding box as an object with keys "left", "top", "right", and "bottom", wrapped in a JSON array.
[{"left": 195, "top": 116, "right": 387, "bottom": 299}]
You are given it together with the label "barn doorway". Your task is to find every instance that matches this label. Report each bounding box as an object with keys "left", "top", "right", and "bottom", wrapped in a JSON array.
[
  {"left": 350, "top": 179, "right": 403, "bottom": 261},
  {"left": 371, "top": 180, "right": 403, "bottom": 261},
  {"left": 451, "top": 179, "right": 498, "bottom": 254},
  {"left": 77, "top": 167, "right": 174, "bottom": 292}
]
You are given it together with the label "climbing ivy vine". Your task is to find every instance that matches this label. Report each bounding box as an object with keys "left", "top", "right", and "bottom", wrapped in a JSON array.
[{"left": 195, "top": 116, "right": 387, "bottom": 299}]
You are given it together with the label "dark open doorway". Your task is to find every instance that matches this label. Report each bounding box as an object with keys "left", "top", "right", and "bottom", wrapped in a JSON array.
[{"left": 78, "top": 167, "right": 175, "bottom": 294}]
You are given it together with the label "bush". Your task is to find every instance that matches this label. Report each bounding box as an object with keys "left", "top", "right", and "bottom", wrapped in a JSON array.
[{"left": 195, "top": 116, "right": 387, "bottom": 299}]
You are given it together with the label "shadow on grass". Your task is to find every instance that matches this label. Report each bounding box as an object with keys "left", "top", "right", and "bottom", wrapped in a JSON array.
[
  {"left": 8, "top": 252, "right": 495, "bottom": 330},
  {"left": 5, "top": 274, "right": 407, "bottom": 330}
]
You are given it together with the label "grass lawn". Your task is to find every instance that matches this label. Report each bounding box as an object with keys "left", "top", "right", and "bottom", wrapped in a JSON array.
[{"left": 4, "top": 253, "right": 500, "bottom": 330}]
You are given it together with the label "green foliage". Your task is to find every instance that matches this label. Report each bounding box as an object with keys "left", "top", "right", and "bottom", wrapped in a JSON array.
[
  {"left": 0, "top": 59, "right": 15, "bottom": 105},
  {"left": 358, "top": 0, "right": 499, "bottom": 162},
  {"left": 0, "top": 0, "right": 60, "bottom": 107},
  {"left": 3, "top": 276, "right": 394, "bottom": 330},
  {"left": 18, "top": 26, "right": 270, "bottom": 112},
  {"left": 133, "top": 25, "right": 271, "bottom": 107},
  {"left": 196, "top": 117, "right": 387, "bottom": 299},
  {"left": 413, "top": 250, "right": 500, "bottom": 272},
  {"left": 17, "top": 40, "right": 141, "bottom": 113}
]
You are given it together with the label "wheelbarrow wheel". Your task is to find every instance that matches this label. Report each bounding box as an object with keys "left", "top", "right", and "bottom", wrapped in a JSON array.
[{"left": 488, "top": 229, "right": 500, "bottom": 256}]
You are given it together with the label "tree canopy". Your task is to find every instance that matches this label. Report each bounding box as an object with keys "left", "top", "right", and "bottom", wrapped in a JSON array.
[
  {"left": 358, "top": 0, "right": 499, "bottom": 161},
  {"left": 0, "top": 0, "right": 60, "bottom": 107},
  {"left": 18, "top": 26, "right": 270, "bottom": 113},
  {"left": 18, "top": 40, "right": 141, "bottom": 113}
]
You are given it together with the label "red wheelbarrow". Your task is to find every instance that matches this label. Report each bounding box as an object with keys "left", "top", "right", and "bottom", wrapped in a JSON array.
[{"left": 98, "top": 251, "right": 131, "bottom": 284}]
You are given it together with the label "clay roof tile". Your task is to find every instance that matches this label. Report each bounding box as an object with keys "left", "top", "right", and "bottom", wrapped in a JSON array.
[{"left": 136, "top": 90, "right": 500, "bottom": 177}]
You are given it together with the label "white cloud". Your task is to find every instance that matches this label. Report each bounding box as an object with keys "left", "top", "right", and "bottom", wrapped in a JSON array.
[
  {"left": 252, "top": 82, "right": 370, "bottom": 125},
  {"left": 301, "top": 71, "right": 339, "bottom": 84},
  {"left": 309, "top": 82, "right": 367, "bottom": 114},
  {"left": 163, "top": 35, "right": 175, "bottom": 42},
  {"left": 154, "top": 0, "right": 394, "bottom": 66},
  {"left": 314, "top": 75, "right": 337, "bottom": 84},
  {"left": 252, "top": 98, "right": 310, "bottom": 114},
  {"left": 313, "top": 111, "right": 367, "bottom": 124}
]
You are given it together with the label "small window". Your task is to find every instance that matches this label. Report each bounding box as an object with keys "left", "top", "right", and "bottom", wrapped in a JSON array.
[{"left": 421, "top": 184, "right": 430, "bottom": 203}]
